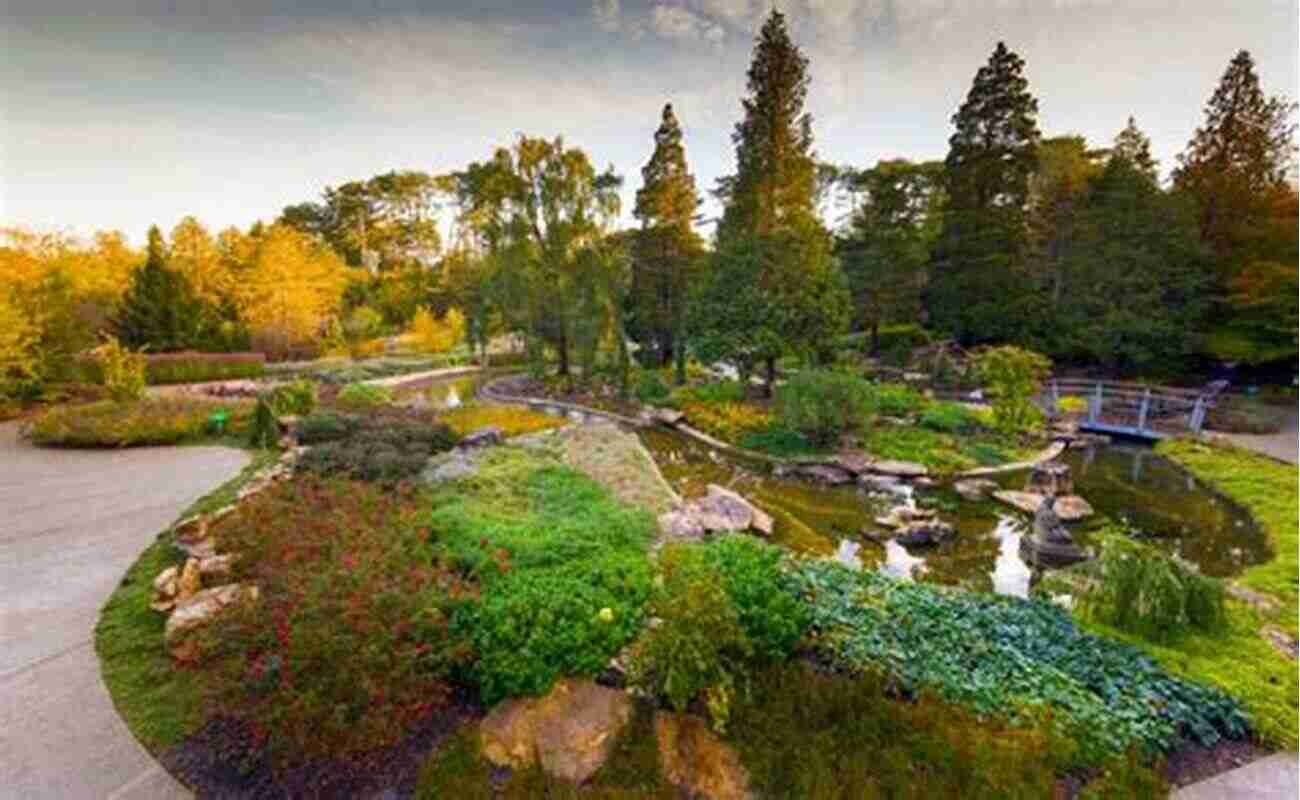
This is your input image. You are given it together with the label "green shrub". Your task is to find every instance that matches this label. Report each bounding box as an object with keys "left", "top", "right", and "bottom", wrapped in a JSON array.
[
  {"left": 79, "top": 352, "right": 266, "bottom": 385},
  {"left": 701, "top": 535, "right": 810, "bottom": 660},
  {"left": 919, "top": 400, "right": 981, "bottom": 433},
  {"left": 775, "top": 370, "right": 873, "bottom": 447},
  {"left": 790, "top": 559, "right": 1247, "bottom": 758},
  {"left": 296, "top": 415, "right": 458, "bottom": 482},
  {"left": 264, "top": 379, "right": 317, "bottom": 416},
  {"left": 629, "top": 543, "right": 753, "bottom": 731},
  {"left": 294, "top": 411, "right": 359, "bottom": 444},
  {"left": 197, "top": 478, "right": 457, "bottom": 760},
  {"left": 25, "top": 398, "right": 251, "bottom": 447},
  {"left": 666, "top": 380, "right": 745, "bottom": 408},
  {"left": 976, "top": 346, "right": 1052, "bottom": 434},
  {"left": 738, "top": 425, "right": 819, "bottom": 457},
  {"left": 862, "top": 382, "right": 927, "bottom": 417},
  {"left": 91, "top": 336, "right": 147, "bottom": 402},
  {"left": 336, "top": 381, "right": 393, "bottom": 409},
  {"left": 1082, "top": 538, "right": 1226, "bottom": 641},
  {"left": 246, "top": 397, "right": 279, "bottom": 449},
  {"left": 634, "top": 371, "right": 671, "bottom": 405}
]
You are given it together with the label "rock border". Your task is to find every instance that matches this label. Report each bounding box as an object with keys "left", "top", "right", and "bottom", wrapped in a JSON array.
[{"left": 478, "top": 374, "right": 649, "bottom": 428}]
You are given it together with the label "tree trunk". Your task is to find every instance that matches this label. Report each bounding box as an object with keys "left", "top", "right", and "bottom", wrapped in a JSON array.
[
  {"left": 764, "top": 356, "right": 777, "bottom": 398},
  {"left": 557, "top": 331, "right": 570, "bottom": 376}
]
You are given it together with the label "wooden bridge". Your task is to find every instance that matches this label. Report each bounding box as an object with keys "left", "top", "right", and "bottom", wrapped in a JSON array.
[{"left": 1040, "top": 379, "right": 1222, "bottom": 440}]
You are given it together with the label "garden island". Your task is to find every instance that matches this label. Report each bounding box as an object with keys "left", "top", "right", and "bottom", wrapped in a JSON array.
[{"left": 2, "top": 6, "right": 1297, "bottom": 800}]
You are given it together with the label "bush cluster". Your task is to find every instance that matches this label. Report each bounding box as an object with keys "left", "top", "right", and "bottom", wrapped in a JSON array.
[
  {"left": 918, "top": 400, "right": 982, "bottom": 433},
  {"left": 335, "top": 381, "right": 394, "bottom": 409},
  {"left": 1082, "top": 537, "right": 1226, "bottom": 641},
  {"left": 790, "top": 559, "right": 1248, "bottom": 759},
  {"left": 678, "top": 400, "right": 771, "bottom": 443},
  {"left": 25, "top": 398, "right": 251, "bottom": 447},
  {"left": 775, "top": 370, "right": 875, "bottom": 447},
  {"left": 634, "top": 370, "right": 672, "bottom": 405},
  {"left": 297, "top": 413, "right": 458, "bottom": 482},
  {"left": 263, "top": 379, "right": 317, "bottom": 417}
]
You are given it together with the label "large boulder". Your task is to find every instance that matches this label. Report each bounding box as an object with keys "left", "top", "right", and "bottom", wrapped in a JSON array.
[
  {"left": 658, "top": 509, "right": 705, "bottom": 540},
  {"left": 993, "top": 491, "right": 1094, "bottom": 521},
  {"left": 659, "top": 485, "right": 772, "bottom": 539},
  {"left": 479, "top": 679, "right": 633, "bottom": 784},
  {"left": 655, "top": 712, "right": 753, "bottom": 800}
]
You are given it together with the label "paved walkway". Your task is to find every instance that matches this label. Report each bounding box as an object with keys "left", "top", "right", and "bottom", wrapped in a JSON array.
[
  {"left": 1175, "top": 752, "right": 1299, "bottom": 799},
  {"left": 0, "top": 423, "right": 247, "bottom": 799},
  {"left": 1218, "top": 406, "right": 1299, "bottom": 464}
]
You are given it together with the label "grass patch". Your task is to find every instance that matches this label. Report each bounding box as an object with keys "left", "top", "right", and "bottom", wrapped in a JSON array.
[
  {"left": 728, "top": 662, "right": 1167, "bottom": 800},
  {"left": 440, "top": 402, "right": 567, "bottom": 438},
  {"left": 859, "top": 423, "right": 1026, "bottom": 473},
  {"left": 26, "top": 398, "right": 254, "bottom": 447},
  {"left": 95, "top": 448, "right": 266, "bottom": 751}
]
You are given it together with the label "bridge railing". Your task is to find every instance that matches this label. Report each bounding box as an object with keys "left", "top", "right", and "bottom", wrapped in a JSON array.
[{"left": 1041, "top": 379, "right": 1211, "bottom": 438}]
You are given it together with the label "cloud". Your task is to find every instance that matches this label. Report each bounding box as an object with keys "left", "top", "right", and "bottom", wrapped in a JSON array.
[{"left": 650, "top": 3, "right": 726, "bottom": 43}]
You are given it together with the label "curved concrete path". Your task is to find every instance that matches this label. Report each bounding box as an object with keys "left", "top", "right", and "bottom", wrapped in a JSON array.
[
  {"left": 1218, "top": 406, "right": 1299, "bottom": 464},
  {"left": 0, "top": 423, "right": 248, "bottom": 799}
]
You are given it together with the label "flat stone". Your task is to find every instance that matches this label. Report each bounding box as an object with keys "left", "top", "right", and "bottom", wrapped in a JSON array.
[
  {"left": 658, "top": 509, "right": 705, "bottom": 539},
  {"left": 480, "top": 679, "right": 632, "bottom": 784},
  {"left": 869, "top": 459, "right": 929, "bottom": 478},
  {"left": 197, "top": 553, "right": 235, "bottom": 578},
  {"left": 176, "top": 558, "right": 202, "bottom": 601},
  {"left": 859, "top": 474, "right": 903, "bottom": 492},
  {"left": 165, "top": 583, "right": 259, "bottom": 656},
  {"left": 833, "top": 450, "right": 874, "bottom": 475},
  {"left": 953, "top": 478, "right": 999, "bottom": 501},
  {"left": 656, "top": 712, "right": 752, "bottom": 800},
  {"left": 992, "top": 491, "right": 1094, "bottom": 521},
  {"left": 703, "top": 484, "right": 755, "bottom": 530},
  {"left": 654, "top": 408, "right": 685, "bottom": 426}
]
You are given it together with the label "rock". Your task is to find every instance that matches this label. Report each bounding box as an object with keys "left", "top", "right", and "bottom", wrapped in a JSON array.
[
  {"left": 701, "top": 485, "right": 755, "bottom": 531},
  {"left": 869, "top": 459, "right": 928, "bottom": 478},
  {"left": 165, "top": 583, "right": 259, "bottom": 656},
  {"left": 912, "top": 477, "right": 937, "bottom": 488},
  {"left": 420, "top": 449, "right": 486, "bottom": 484},
  {"left": 151, "top": 566, "right": 180, "bottom": 612},
  {"left": 993, "top": 491, "right": 1094, "bottom": 521},
  {"left": 1024, "top": 462, "right": 1073, "bottom": 497},
  {"left": 177, "top": 558, "right": 203, "bottom": 601},
  {"left": 655, "top": 712, "right": 752, "bottom": 800},
  {"left": 480, "top": 679, "right": 632, "bottom": 784},
  {"left": 953, "top": 478, "right": 999, "bottom": 501},
  {"left": 859, "top": 474, "right": 904, "bottom": 493},
  {"left": 796, "top": 464, "right": 854, "bottom": 485},
  {"left": 875, "top": 506, "right": 937, "bottom": 529},
  {"left": 895, "top": 520, "right": 956, "bottom": 547},
  {"left": 658, "top": 509, "right": 705, "bottom": 540},
  {"left": 749, "top": 504, "right": 774, "bottom": 536},
  {"left": 197, "top": 553, "right": 235, "bottom": 578},
  {"left": 461, "top": 426, "right": 504, "bottom": 449},
  {"left": 833, "top": 450, "right": 874, "bottom": 475},
  {"left": 653, "top": 407, "right": 685, "bottom": 426}
]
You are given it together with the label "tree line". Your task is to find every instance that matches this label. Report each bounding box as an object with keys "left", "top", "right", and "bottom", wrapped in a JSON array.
[{"left": 3, "top": 9, "right": 1295, "bottom": 395}]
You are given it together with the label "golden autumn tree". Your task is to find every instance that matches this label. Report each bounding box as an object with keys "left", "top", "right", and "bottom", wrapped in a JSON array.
[
  {"left": 169, "top": 216, "right": 230, "bottom": 305},
  {"left": 234, "top": 223, "right": 349, "bottom": 358}
]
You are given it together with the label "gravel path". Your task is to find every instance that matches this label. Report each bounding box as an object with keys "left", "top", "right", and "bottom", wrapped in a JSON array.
[{"left": 0, "top": 423, "right": 248, "bottom": 799}]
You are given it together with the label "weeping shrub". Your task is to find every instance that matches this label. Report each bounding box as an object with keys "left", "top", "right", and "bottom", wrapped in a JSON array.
[{"left": 1083, "top": 538, "right": 1226, "bottom": 641}]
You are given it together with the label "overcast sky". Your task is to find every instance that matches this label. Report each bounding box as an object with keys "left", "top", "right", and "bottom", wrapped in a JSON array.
[{"left": 2, "top": 0, "right": 1296, "bottom": 244}]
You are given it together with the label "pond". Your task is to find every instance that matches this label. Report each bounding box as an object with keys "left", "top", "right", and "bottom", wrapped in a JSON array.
[
  {"left": 639, "top": 429, "right": 1268, "bottom": 598},
  {"left": 393, "top": 370, "right": 494, "bottom": 411}
]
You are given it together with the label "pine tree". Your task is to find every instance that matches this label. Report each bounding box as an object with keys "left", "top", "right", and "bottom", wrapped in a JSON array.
[
  {"left": 631, "top": 103, "right": 704, "bottom": 374},
  {"left": 112, "top": 225, "right": 210, "bottom": 351},
  {"left": 703, "top": 9, "right": 848, "bottom": 391},
  {"left": 1173, "top": 50, "right": 1297, "bottom": 265},
  {"left": 928, "top": 42, "right": 1041, "bottom": 343},
  {"left": 1112, "top": 116, "right": 1158, "bottom": 179},
  {"left": 718, "top": 9, "right": 818, "bottom": 239}
]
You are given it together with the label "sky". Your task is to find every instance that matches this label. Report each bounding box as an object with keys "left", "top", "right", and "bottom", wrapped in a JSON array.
[{"left": 2, "top": 0, "right": 1297, "bottom": 244}]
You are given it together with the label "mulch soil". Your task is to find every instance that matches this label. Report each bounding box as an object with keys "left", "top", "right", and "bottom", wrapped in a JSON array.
[{"left": 160, "top": 691, "right": 482, "bottom": 799}]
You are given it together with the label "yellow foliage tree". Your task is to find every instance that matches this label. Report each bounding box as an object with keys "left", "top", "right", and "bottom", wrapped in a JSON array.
[
  {"left": 0, "top": 292, "right": 40, "bottom": 395},
  {"left": 169, "top": 216, "right": 230, "bottom": 305},
  {"left": 407, "top": 306, "right": 465, "bottom": 353},
  {"left": 234, "top": 224, "right": 349, "bottom": 356}
]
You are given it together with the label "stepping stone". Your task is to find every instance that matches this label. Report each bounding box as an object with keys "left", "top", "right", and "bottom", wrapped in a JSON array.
[{"left": 992, "top": 491, "right": 1094, "bottom": 521}]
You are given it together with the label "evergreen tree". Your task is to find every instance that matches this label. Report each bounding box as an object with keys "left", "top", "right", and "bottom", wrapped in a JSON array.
[
  {"left": 837, "top": 160, "right": 944, "bottom": 354},
  {"left": 928, "top": 42, "right": 1041, "bottom": 343},
  {"left": 704, "top": 9, "right": 849, "bottom": 391},
  {"left": 717, "top": 9, "right": 818, "bottom": 238},
  {"left": 1173, "top": 50, "right": 1296, "bottom": 262},
  {"left": 1173, "top": 50, "right": 1297, "bottom": 363},
  {"left": 631, "top": 103, "right": 704, "bottom": 374},
  {"left": 112, "top": 225, "right": 211, "bottom": 351},
  {"left": 1112, "top": 116, "right": 1158, "bottom": 179}
]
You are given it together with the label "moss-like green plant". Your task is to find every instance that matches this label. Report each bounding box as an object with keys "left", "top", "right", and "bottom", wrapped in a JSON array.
[{"left": 1082, "top": 537, "right": 1225, "bottom": 641}]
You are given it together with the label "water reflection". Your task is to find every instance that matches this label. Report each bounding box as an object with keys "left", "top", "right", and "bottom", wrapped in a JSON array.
[
  {"left": 834, "top": 539, "right": 863, "bottom": 571},
  {"left": 880, "top": 539, "right": 927, "bottom": 581},
  {"left": 988, "top": 516, "right": 1031, "bottom": 597}
]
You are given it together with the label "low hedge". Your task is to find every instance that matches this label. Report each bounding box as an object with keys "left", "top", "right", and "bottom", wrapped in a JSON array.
[
  {"left": 79, "top": 352, "right": 266, "bottom": 385},
  {"left": 25, "top": 398, "right": 253, "bottom": 447}
]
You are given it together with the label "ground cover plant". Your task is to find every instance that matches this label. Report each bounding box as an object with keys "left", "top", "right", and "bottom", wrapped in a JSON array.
[
  {"left": 335, "top": 381, "right": 393, "bottom": 409},
  {"left": 25, "top": 397, "right": 253, "bottom": 447},
  {"left": 790, "top": 559, "right": 1248, "bottom": 759},
  {"left": 726, "top": 662, "right": 1168, "bottom": 800},
  {"left": 295, "top": 411, "right": 458, "bottom": 482},
  {"left": 424, "top": 447, "right": 656, "bottom": 703},
  {"left": 195, "top": 478, "right": 465, "bottom": 760}
]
